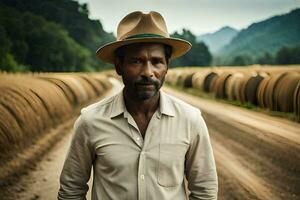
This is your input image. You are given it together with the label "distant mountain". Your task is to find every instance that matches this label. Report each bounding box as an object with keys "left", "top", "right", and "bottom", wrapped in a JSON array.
[
  {"left": 217, "top": 8, "right": 300, "bottom": 62},
  {"left": 197, "top": 26, "right": 238, "bottom": 53}
]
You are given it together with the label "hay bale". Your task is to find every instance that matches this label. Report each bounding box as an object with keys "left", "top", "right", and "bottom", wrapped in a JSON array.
[
  {"left": 75, "top": 76, "right": 97, "bottom": 99},
  {"left": 92, "top": 74, "right": 112, "bottom": 90},
  {"left": 294, "top": 81, "right": 300, "bottom": 121},
  {"left": 234, "top": 71, "right": 262, "bottom": 104},
  {"left": 176, "top": 71, "right": 194, "bottom": 87},
  {"left": 57, "top": 76, "right": 88, "bottom": 104},
  {"left": 274, "top": 72, "right": 300, "bottom": 112},
  {"left": 225, "top": 73, "right": 244, "bottom": 101},
  {"left": 40, "top": 74, "right": 85, "bottom": 105},
  {"left": 233, "top": 75, "right": 247, "bottom": 103},
  {"left": 204, "top": 72, "right": 218, "bottom": 93},
  {"left": 165, "top": 70, "right": 181, "bottom": 86},
  {"left": 28, "top": 80, "right": 72, "bottom": 124},
  {"left": 192, "top": 70, "right": 211, "bottom": 91},
  {"left": 41, "top": 77, "right": 75, "bottom": 104},
  {"left": 7, "top": 86, "right": 48, "bottom": 133},
  {"left": 0, "top": 81, "right": 59, "bottom": 151},
  {"left": 264, "top": 73, "right": 287, "bottom": 111},
  {"left": 244, "top": 73, "right": 267, "bottom": 105},
  {"left": 0, "top": 104, "right": 23, "bottom": 149},
  {"left": 0, "top": 88, "right": 34, "bottom": 139},
  {"left": 257, "top": 76, "right": 270, "bottom": 108},
  {"left": 0, "top": 72, "right": 113, "bottom": 156},
  {"left": 183, "top": 72, "right": 195, "bottom": 88},
  {"left": 79, "top": 74, "right": 104, "bottom": 95},
  {"left": 213, "top": 72, "right": 232, "bottom": 99}
]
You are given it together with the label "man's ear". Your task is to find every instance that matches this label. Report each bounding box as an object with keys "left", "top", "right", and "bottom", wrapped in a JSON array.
[
  {"left": 114, "top": 57, "right": 123, "bottom": 75},
  {"left": 165, "top": 62, "right": 169, "bottom": 73},
  {"left": 166, "top": 59, "right": 170, "bottom": 70}
]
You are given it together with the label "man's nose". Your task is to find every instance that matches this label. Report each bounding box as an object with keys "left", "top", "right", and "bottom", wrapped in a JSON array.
[{"left": 141, "top": 61, "right": 154, "bottom": 77}]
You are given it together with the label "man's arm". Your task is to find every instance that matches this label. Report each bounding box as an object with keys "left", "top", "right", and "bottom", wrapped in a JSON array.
[
  {"left": 58, "top": 115, "right": 94, "bottom": 199},
  {"left": 185, "top": 111, "right": 218, "bottom": 200}
]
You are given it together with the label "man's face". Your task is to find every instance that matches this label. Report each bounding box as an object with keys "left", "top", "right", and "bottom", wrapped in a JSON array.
[{"left": 115, "top": 43, "right": 168, "bottom": 101}]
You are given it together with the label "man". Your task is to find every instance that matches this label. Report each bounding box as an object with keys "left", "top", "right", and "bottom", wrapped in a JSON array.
[{"left": 58, "top": 11, "right": 218, "bottom": 200}]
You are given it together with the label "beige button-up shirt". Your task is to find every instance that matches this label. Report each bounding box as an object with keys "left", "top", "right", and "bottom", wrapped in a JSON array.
[{"left": 58, "top": 90, "right": 218, "bottom": 200}]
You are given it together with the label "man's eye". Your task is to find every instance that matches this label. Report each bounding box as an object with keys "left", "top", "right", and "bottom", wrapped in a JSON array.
[
  {"left": 153, "top": 58, "right": 164, "bottom": 65},
  {"left": 132, "top": 59, "right": 141, "bottom": 64}
]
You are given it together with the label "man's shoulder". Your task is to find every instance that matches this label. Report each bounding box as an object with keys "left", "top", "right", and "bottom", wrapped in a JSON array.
[
  {"left": 162, "top": 92, "right": 207, "bottom": 136},
  {"left": 162, "top": 91, "right": 202, "bottom": 119},
  {"left": 79, "top": 93, "right": 116, "bottom": 121}
]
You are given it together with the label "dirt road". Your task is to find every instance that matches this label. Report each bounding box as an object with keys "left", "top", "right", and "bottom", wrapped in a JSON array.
[
  {"left": 2, "top": 79, "right": 300, "bottom": 200},
  {"left": 163, "top": 87, "right": 300, "bottom": 200}
]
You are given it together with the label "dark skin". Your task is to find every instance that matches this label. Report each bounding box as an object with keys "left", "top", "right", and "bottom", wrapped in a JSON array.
[{"left": 114, "top": 43, "right": 169, "bottom": 137}]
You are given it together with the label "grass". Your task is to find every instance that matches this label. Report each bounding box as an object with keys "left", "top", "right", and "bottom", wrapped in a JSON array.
[{"left": 167, "top": 84, "right": 299, "bottom": 122}]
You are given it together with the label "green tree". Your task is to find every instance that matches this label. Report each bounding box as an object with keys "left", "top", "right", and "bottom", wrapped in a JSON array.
[
  {"left": 171, "top": 29, "right": 212, "bottom": 67},
  {"left": 0, "top": 24, "right": 26, "bottom": 71},
  {"left": 275, "top": 46, "right": 300, "bottom": 64},
  {"left": 0, "top": 25, "right": 11, "bottom": 59},
  {"left": 1, "top": 0, "right": 116, "bottom": 70},
  {"left": 256, "top": 52, "right": 274, "bottom": 65},
  {"left": 0, "top": 4, "right": 94, "bottom": 72},
  {"left": 229, "top": 54, "right": 253, "bottom": 66},
  {"left": 0, "top": 53, "right": 26, "bottom": 72}
]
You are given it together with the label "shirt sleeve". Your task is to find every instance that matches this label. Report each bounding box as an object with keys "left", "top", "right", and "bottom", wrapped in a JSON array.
[
  {"left": 58, "top": 115, "right": 94, "bottom": 200},
  {"left": 185, "top": 110, "right": 218, "bottom": 200}
]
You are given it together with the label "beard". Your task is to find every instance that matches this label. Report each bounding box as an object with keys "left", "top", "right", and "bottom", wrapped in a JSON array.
[{"left": 134, "top": 76, "right": 164, "bottom": 100}]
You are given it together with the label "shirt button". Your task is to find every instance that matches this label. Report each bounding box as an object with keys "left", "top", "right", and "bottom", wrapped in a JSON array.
[
  {"left": 136, "top": 137, "right": 140, "bottom": 141},
  {"left": 141, "top": 175, "right": 145, "bottom": 180}
]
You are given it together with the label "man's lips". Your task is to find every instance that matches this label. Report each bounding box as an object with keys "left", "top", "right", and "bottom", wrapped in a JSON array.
[
  {"left": 136, "top": 83, "right": 156, "bottom": 90},
  {"left": 138, "top": 83, "right": 154, "bottom": 85}
]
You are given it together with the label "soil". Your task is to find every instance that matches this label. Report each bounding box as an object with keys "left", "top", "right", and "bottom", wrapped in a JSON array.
[{"left": 163, "top": 86, "right": 300, "bottom": 200}]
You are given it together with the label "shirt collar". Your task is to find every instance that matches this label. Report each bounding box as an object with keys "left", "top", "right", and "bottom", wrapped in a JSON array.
[
  {"left": 110, "top": 90, "right": 126, "bottom": 118},
  {"left": 159, "top": 90, "right": 175, "bottom": 117},
  {"left": 110, "top": 89, "right": 175, "bottom": 119}
]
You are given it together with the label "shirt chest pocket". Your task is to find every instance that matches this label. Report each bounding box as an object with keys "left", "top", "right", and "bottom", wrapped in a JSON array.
[{"left": 157, "top": 143, "right": 188, "bottom": 187}]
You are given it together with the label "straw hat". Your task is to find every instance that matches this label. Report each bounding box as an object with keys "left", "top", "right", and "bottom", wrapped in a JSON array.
[{"left": 96, "top": 11, "right": 192, "bottom": 64}]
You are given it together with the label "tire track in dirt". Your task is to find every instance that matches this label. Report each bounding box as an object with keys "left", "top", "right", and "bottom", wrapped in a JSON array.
[
  {"left": 212, "top": 138, "right": 278, "bottom": 200},
  {"left": 203, "top": 111, "right": 300, "bottom": 199}
]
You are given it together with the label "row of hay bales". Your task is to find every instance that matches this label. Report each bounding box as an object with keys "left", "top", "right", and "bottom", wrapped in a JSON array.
[
  {"left": 0, "top": 73, "right": 112, "bottom": 153},
  {"left": 165, "top": 66, "right": 300, "bottom": 121}
]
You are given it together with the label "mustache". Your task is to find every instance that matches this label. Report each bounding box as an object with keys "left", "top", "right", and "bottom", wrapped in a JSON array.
[{"left": 135, "top": 77, "right": 159, "bottom": 86}]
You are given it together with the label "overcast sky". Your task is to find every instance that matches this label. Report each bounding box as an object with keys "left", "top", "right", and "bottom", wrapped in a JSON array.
[{"left": 77, "top": 0, "right": 300, "bottom": 35}]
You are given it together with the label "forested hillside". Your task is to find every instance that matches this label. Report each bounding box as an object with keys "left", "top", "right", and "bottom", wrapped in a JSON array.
[
  {"left": 171, "top": 29, "right": 212, "bottom": 67},
  {"left": 0, "top": 0, "right": 115, "bottom": 72},
  {"left": 217, "top": 8, "right": 300, "bottom": 65}
]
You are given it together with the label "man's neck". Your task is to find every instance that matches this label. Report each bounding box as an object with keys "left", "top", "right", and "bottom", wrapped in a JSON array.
[{"left": 123, "top": 90, "right": 160, "bottom": 116}]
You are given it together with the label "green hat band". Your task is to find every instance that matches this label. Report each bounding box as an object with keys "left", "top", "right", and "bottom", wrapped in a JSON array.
[{"left": 125, "top": 33, "right": 165, "bottom": 40}]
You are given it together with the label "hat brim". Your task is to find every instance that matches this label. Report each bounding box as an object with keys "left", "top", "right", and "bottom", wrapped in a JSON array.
[{"left": 96, "top": 37, "right": 192, "bottom": 64}]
